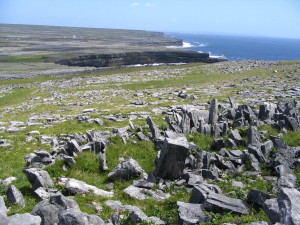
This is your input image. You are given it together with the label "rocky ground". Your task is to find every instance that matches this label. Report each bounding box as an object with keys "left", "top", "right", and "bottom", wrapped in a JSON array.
[{"left": 0, "top": 59, "right": 300, "bottom": 225}]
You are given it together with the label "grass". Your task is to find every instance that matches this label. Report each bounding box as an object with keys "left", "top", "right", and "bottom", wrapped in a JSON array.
[
  {"left": 0, "top": 54, "right": 53, "bottom": 63},
  {"left": 0, "top": 60, "right": 300, "bottom": 224}
]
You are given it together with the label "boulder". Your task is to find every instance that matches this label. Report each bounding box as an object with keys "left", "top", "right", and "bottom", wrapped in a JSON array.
[
  {"left": 154, "top": 137, "right": 190, "bottom": 179},
  {"left": 0, "top": 196, "right": 7, "bottom": 217},
  {"left": 65, "top": 178, "right": 113, "bottom": 197},
  {"left": 248, "top": 145, "right": 267, "bottom": 163},
  {"left": 247, "top": 126, "right": 261, "bottom": 147},
  {"left": 105, "top": 200, "right": 165, "bottom": 225},
  {"left": 177, "top": 201, "right": 210, "bottom": 224},
  {"left": 258, "top": 102, "right": 276, "bottom": 121},
  {"left": 190, "top": 186, "right": 248, "bottom": 215},
  {"left": 31, "top": 194, "right": 80, "bottom": 225},
  {"left": 6, "top": 185, "right": 26, "bottom": 207},
  {"left": 58, "top": 208, "right": 105, "bottom": 225},
  {"left": 108, "top": 157, "right": 146, "bottom": 181},
  {"left": 24, "top": 150, "right": 54, "bottom": 169},
  {"left": 66, "top": 139, "right": 81, "bottom": 156},
  {"left": 6, "top": 213, "right": 42, "bottom": 225},
  {"left": 263, "top": 198, "right": 280, "bottom": 224},
  {"left": 247, "top": 190, "right": 271, "bottom": 208},
  {"left": 125, "top": 210, "right": 165, "bottom": 225},
  {"left": 210, "top": 138, "right": 225, "bottom": 151},
  {"left": 230, "top": 129, "right": 245, "bottom": 146},
  {"left": 277, "top": 188, "right": 300, "bottom": 225},
  {"left": 270, "top": 148, "right": 296, "bottom": 171},
  {"left": 24, "top": 168, "right": 53, "bottom": 191}
]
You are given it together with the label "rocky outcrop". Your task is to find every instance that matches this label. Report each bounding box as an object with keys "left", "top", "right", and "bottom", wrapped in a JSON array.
[{"left": 56, "top": 50, "right": 225, "bottom": 67}]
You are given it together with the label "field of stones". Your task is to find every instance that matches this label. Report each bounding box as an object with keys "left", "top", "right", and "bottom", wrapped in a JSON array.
[{"left": 0, "top": 59, "right": 300, "bottom": 225}]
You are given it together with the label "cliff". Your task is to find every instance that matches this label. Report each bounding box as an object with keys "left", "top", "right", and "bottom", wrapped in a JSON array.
[{"left": 56, "top": 50, "right": 225, "bottom": 67}]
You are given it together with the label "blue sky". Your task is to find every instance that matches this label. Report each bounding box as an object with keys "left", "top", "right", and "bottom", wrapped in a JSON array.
[{"left": 1, "top": 0, "right": 300, "bottom": 39}]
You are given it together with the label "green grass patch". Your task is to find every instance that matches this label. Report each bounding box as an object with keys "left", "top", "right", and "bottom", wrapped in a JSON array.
[
  {"left": 186, "top": 132, "right": 214, "bottom": 151},
  {"left": 0, "top": 54, "right": 52, "bottom": 63},
  {"left": 282, "top": 131, "right": 300, "bottom": 146}
]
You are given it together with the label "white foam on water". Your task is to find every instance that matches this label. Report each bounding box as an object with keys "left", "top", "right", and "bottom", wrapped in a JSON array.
[
  {"left": 182, "top": 42, "right": 194, "bottom": 48},
  {"left": 208, "top": 52, "right": 227, "bottom": 59}
]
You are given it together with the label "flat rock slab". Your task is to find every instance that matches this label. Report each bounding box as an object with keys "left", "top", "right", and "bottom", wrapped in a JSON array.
[
  {"left": 177, "top": 201, "right": 210, "bottom": 224},
  {"left": 6, "top": 213, "right": 42, "bottom": 225},
  {"left": 65, "top": 178, "right": 113, "bottom": 197},
  {"left": 124, "top": 185, "right": 170, "bottom": 201}
]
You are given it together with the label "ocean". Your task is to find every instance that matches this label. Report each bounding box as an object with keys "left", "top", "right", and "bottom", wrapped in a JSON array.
[{"left": 165, "top": 33, "right": 300, "bottom": 61}]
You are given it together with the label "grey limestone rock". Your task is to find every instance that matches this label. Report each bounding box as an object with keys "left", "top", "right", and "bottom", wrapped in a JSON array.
[
  {"left": 105, "top": 200, "right": 165, "bottom": 225},
  {"left": 108, "top": 157, "right": 146, "bottom": 181},
  {"left": 249, "top": 222, "right": 269, "bottom": 225},
  {"left": 270, "top": 148, "right": 296, "bottom": 172},
  {"left": 65, "top": 178, "right": 113, "bottom": 197},
  {"left": 190, "top": 185, "right": 248, "bottom": 215},
  {"left": 58, "top": 208, "right": 105, "bottom": 225},
  {"left": 230, "top": 129, "right": 245, "bottom": 146},
  {"left": 263, "top": 198, "right": 280, "bottom": 224},
  {"left": 258, "top": 102, "right": 277, "bottom": 121},
  {"left": 6, "top": 185, "right": 26, "bottom": 207},
  {"left": 123, "top": 185, "right": 170, "bottom": 201},
  {"left": 136, "top": 131, "right": 150, "bottom": 141},
  {"left": 209, "top": 99, "right": 218, "bottom": 125},
  {"left": 24, "top": 168, "right": 53, "bottom": 191},
  {"left": 0, "top": 196, "right": 7, "bottom": 217},
  {"left": 177, "top": 201, "right": 210, "bottom": 224},
  {"left": 247, "top": 190, "right": 271, "bottom": 208},
  {"left": 154, "top": 137, "right": 190, "bottom": 179},
  {"left": 6, "top": 213, "right": 42, "bottom": 225},
  {"left": 31, "top": 194, "right": 80, "bottom": 225},
  {"left": 146, "top": 116, "right": 161, "bottom": 140},
  {"left": 247, "top": 126, "right": 261, "bottom": 147},
  {"left": 278, "top": 188, "right": 300, "bottom": 225}
]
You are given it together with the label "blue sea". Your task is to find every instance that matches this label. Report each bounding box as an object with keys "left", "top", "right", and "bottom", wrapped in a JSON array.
[{"left": 165, "top": 33, "right": 300, "bottom": 61}]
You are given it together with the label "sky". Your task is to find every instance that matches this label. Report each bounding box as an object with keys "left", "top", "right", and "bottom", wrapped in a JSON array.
[{"left": 1, "top": 0, "right": 300, "bottom": 39}]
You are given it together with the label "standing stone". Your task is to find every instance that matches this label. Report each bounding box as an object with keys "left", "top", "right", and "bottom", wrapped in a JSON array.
[
  {"left": 277, "top": 188, "right": 300, "bottom": 225},
  {"left": 263, "top": 198, "right": 280, "bottom": 224},
  {"left": 154, "top": 137, "right": 190, "bottom": 179},
  {"left": 247, "top": 126, "right": 261, "bottom": 147},
  {"left": 146, "top": 117, "right": 161, "bottom": 140},
  {"left": 6, "top": 185, "right": 26, "bottom": 207},
  {"left": 209, "top": 99, "right": 218, "bottom": 125},
  {"left": 24, "top": 168, "right": 53, "bottom": 191},
  {"left": 230, "top": 129, "right": 245, "bottom": 146}
]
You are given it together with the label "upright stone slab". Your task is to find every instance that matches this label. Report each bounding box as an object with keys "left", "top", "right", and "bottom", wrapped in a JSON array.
[
  {"left": 6, "top": 185, "right": 26, "bottom": 207},
  {"left": 209, "top": 99, "right": 218, "bottom": 125},
  {"left": 247, "top": 126, "right": 261, "bottom": 147},
  {"left": 154, "top": 137, "right": 190, "bottom": 179},
  {"left": 277, "top": 188, "right": 300, "bottom": 225}
]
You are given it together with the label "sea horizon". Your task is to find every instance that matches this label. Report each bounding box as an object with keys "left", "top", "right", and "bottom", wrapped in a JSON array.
[{"left": 165, "top": 32, "right": 300, "bottom": 61}]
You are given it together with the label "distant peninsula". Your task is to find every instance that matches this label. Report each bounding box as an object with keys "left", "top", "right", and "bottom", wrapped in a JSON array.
[{"left": 0, "top": 24, "right": 225, "bottom": 67}]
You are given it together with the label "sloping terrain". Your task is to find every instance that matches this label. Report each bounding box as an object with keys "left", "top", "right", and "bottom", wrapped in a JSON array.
[{"left": 0, "top": 59, "right": 300, "bottom": 224}]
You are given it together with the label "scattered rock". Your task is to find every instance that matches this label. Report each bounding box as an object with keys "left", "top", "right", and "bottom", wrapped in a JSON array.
[
  {"left": 6, "top": 185, "right": 26, "bottom": 207},
  {"left": 177, "top": 201, "right": 210, "bottom": 224},
  {"left": 108, "top": 157, "right": 147, "bottom": 181}
]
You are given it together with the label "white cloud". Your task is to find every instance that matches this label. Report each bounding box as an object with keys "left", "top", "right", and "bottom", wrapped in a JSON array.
[
  {"left": 145, "top": 3, "right": 156, "bottom": 7},
  {"left": 131, "top": 2, "right": 140, "bottom": 7}
]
